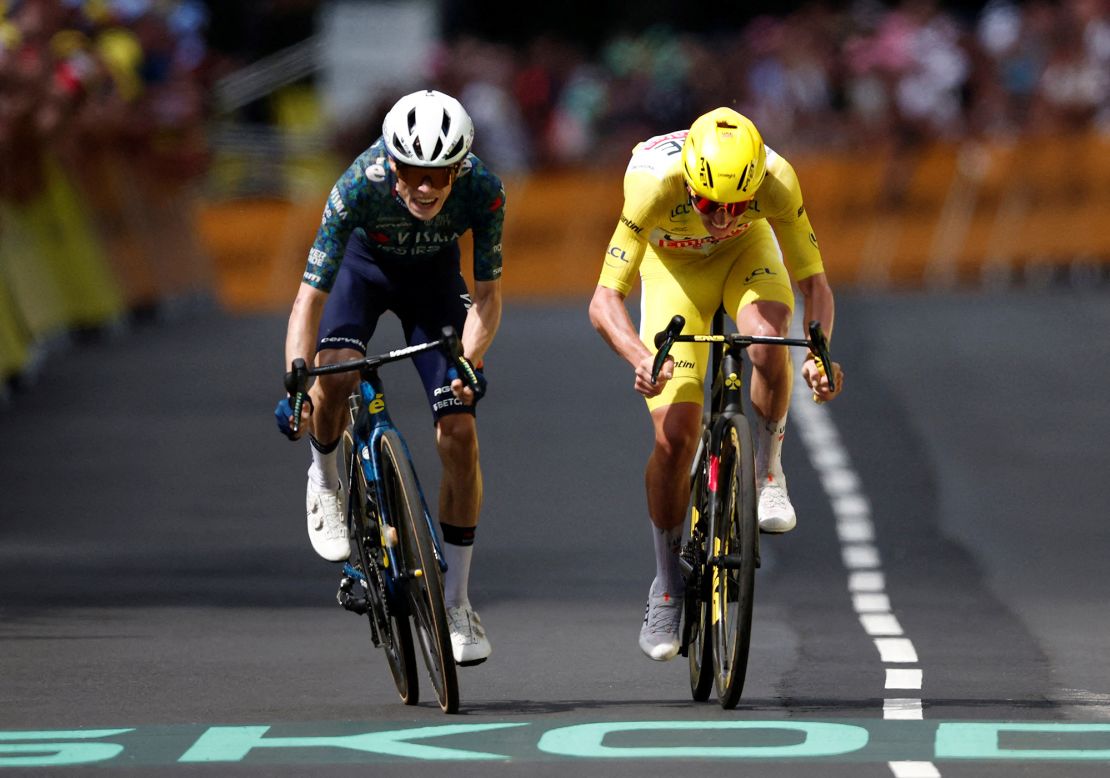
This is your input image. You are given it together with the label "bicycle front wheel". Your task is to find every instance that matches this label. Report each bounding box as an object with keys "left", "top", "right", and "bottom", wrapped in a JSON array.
[
  {"left": 710, "top": 416, "right": 758, "bottom": 709},
  {"left": 343, "top": 430, "right": 418, "bottom": 706},
  {"left": 380, "top": 429, "right": 460, "bottom": 714}
]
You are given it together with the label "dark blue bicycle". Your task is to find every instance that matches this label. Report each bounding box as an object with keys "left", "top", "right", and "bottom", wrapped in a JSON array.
[{"left": 285, "top": 327, "right": 480, "bottom": 714}]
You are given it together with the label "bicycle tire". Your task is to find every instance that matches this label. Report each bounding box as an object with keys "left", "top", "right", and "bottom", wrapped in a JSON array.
[
  {"left": 710, "top": 416, "right": 758, "bottom": 709},
  {"left": 343, "top": 430, "right": 419, "bottom": 705},
  {"left": 687, "top": 450, "right": 714, "bottom": 702},
  {"left": 380, "top": 429, "right": 460, "bottom": 714}
]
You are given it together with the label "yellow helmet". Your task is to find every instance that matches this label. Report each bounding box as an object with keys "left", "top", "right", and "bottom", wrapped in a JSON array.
[{"left": 682, "top": 108, "right": 766, "bottom": 203}]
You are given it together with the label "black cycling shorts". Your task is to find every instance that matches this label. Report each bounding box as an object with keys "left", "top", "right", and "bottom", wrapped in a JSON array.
[{"left": 316, "top": 232, "right": 473, "bottom": 423}]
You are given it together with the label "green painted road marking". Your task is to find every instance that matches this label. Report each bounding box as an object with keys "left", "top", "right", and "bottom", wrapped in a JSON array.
[
  {"left": 537, "top": 721, "right": 869, "bottom": 758},
  {"left": 2, "top": 721, "right": 1110, "bottom": 767},
  {"left": 178, "top": 724, "right": 527, "bottom": 762},
  {"left": 0, "top": 730, "right": 133, "bottom": 767},
  {"left": 936, "top": 723, "right": 1110, "bottom": 760}
]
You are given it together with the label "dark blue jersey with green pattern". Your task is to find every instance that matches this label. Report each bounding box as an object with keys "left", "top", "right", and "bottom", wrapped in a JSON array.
[{"left": 302, "top": 137, "right": 505, "bottom": 292}]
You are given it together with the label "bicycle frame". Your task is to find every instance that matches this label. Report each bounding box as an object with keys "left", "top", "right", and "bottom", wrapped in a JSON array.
[{"left": 346, "top": 366, "right": 446, "bottom": 585}]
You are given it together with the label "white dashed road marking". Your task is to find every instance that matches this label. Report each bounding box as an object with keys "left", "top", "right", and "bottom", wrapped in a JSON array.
[{"left": 791, "top": 345, "right": 937, "bottom": 777}]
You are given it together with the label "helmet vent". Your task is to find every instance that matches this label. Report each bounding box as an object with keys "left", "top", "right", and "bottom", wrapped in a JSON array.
[
  {"left": 716, "top": 120, "right": 738, "bottom": 129},
  {"left": 441, "top": 111, "right": 451, "bottom": 135},
  {"left": 704, "top": 160, "right": 714, "bottom": 188},
  {"left": 738, "top": 163, "right": 749, "bottom": 189},
  {"left": 431, "top": 137, "right": 444, "bottom": 159},
  {"left": 446, "top": 136, "right": 466, "bottom": 161},
  {"left": 406, "top": 108, "right": 417, "bottom": 133}
]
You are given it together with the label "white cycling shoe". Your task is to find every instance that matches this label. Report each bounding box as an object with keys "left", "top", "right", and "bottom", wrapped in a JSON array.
[
  {"left": 447, "top": 605, "right": 492, "bottom": 666},
  {"left": 306, "top": 476, "right": 349, "bottom": 561},
  {"left": 758, "top": 474, "right": 797, "bottom": 533},
  {"left": 638, "top": 578, "right": 683, "bottom": 661}
]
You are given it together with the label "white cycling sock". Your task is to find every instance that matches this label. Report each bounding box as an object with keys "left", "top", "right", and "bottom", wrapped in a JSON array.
[
  {"left": 308, "top": 436, "right": 340, "bottom": 491},
  {"left": 652, "top": 523, "right": 684, "bottom": 596},
  {"left": 441, "top": 542, "right": 473, "bottom": 609},
  {"left": 754, "top": 410, "right": 788, "bottom": 484}
]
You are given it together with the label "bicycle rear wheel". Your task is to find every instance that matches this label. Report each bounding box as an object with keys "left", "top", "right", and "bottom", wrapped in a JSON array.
[
  {"left": 380, "top": 429, "right": 460, "bottom": 714},
  {"left": 710, "top": 416, "right": 758, "bottom": 709},
  {"left": 686, "top": 446, "right": 714, "bottom": 702},
  {"left": 343, "top": 430, "right": 418, "bottom": 705}
]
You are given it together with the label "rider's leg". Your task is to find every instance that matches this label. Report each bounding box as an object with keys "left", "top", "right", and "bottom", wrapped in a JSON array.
[
  {"left": 305, "top": 246, "right": 388, "bottom": 561},
  {"left": 307, "top": 348, "right": 361, "bottom": 487},
  {"left": 737, "top": 299, "right": 799, "bottom": 532},
  {"left": 435, "top": 412, "right": 481, "bottom": 607},
  {"left": 722, "top": 223, "right": 799, "bottom": 532},
  {"left": 646, "top": 402, "right": 702, "bottom": 591},
  {"left": 736, "top": 298, "right": 793, "bottom": 479}
]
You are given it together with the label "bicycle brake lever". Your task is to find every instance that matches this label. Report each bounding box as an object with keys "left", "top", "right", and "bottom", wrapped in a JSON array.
[
  {"left": 286, "top": 358, "right": 309, "bottom": 434},
  {"left": 440, "top": 326, "right": 462, "bottom": 361},
  {"left": 806, "top": 321, "right": 836, "bottom": 401},
  {"left": 440, "top": 326, "right": 481, "bottom": 392},
  {"left": 651, "top": 315, "right": 686, "bottom": 385}
]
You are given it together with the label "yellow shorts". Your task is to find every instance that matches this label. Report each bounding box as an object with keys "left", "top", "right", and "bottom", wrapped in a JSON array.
[{"left": 638, "top": 220, "right": 795, "bottom": 411}]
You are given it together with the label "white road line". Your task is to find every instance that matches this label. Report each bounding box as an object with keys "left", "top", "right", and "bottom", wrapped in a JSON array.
[
  {"left": 836, "top": 518, "right": 875, "bottom": 543},
  {"left": 874, "top": 637, "right": 919, "bottom": 663},
  {"left": 848, "top": 570, "right": 886, "bottom": 592},
  {"left": 790, "top": 347, "right": 937, "bottom": 776},
  {"left": 889, "top": 761, "right": 941, "bottom": 778},
  {"left": 860, "top": 613, "right": 904, "bottom": 636},
  {"left": 884, "top": 698, "right": 924, "bottom": 719},
  {"left": 853, "top": 592, "right": 891, "bottom": 612},
  {"left": 841, "top": 543, "right": 881, "bottom": 568},
  {"left": 886, "top": 668, "right": 924, "bottom": 689}
]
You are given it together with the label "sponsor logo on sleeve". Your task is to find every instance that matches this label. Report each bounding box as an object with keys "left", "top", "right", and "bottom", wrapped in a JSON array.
[
  {"left": 328, "top": 187, "right": 347, "bottom": 219},
  {"left": 619, "top": 214, "right": 643, "bottom": 234},
  {"left": 364, "top": 161, "right": 387, "bottom": 182}
]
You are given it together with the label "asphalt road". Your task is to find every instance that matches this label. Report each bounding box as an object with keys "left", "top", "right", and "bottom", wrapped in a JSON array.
[{"left": 2, "top": 289, "right": 1109, "bottom": 776}]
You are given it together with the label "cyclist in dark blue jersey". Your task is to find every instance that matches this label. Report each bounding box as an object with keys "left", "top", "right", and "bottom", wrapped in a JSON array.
[{"left": 277, "top": 89, "right": 504, "bottom": 665}]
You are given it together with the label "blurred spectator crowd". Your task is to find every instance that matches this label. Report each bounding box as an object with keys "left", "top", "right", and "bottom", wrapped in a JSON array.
[
  {"left": 428, "top": 0, "right": 1110, "bottom": 173},
  {"left": 0, "top": 0, "right": 211, "bottom": 204},
  {"left": 3, "top": 0, "right": 1108, "bottom": 183}
]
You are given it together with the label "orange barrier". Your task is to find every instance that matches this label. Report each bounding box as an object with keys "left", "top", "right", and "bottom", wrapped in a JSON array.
[{"left": 198, "top": 131, "right": 1110, "bottom": 311}]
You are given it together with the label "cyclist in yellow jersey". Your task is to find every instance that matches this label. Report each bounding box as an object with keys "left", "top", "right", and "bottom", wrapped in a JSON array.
[{"left": 589, "top": 107, "right": 845, "bottom": 661}]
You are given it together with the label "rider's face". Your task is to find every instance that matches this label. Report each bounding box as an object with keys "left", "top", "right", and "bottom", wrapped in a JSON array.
[
  {"left": 688, "top": 186, "right": 746, "bottom": 239},
  {"left": 390, "top": 159, "right": 456, "bottom": 220}
]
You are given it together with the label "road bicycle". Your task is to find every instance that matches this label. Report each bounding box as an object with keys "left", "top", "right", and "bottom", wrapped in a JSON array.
[
  {"left": 285, "top": 327, "right": 481, "bottom": 714},
  {"left": 651, "top": 309, "right": 834, "bottom": 708}
]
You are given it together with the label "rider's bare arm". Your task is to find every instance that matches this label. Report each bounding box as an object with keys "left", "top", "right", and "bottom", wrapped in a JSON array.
[
  {"left": 589, "top": 285, "right": 672, "bottom": 397},
  {"left": 285, "top": 282, "right": 329, "bottom": 370},
  {"left": 462, "top": 279, "right": 501, "bottom": 364},
  {"left": 795, "top": 272, "right": 843, "bottom": 400}
]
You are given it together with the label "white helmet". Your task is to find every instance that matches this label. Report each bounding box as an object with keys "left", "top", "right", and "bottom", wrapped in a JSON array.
[{"left": 382, "top": 89, "right": 474, "bottom": 167}]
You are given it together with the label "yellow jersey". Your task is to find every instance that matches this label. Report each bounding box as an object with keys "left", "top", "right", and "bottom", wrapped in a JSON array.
[{"left": 599, "top": 130, "right": 825, "bottom": 296}]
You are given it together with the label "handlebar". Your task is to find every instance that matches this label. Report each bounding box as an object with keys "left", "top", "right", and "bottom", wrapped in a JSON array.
[
  {"left": 284, "top": 326, "right": 479, "bottom": 435},
  {"left": 650, "top": 317, "right": 836, "bottom": 396}
]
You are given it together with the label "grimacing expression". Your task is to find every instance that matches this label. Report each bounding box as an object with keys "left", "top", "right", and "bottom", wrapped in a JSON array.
[{"left": 391, "top": 159, "right": 457, "bottom": 220}]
